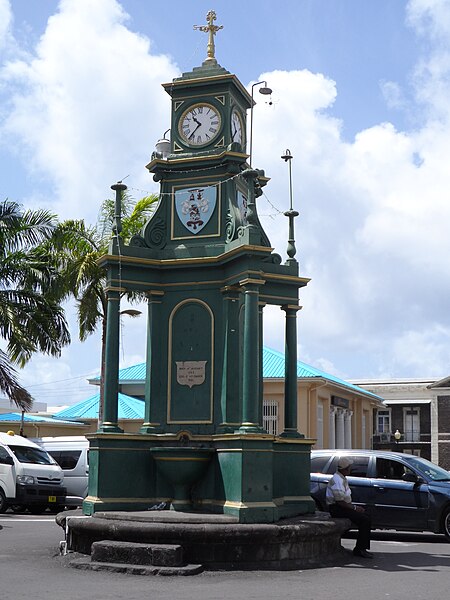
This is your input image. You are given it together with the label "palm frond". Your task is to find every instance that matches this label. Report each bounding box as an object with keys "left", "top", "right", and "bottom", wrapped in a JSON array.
[
  {"left": 77, "top": 284, "right": 105, "bottom": 341},
  {"left": 0, "top": 200, "right": 56, "bottom": 251},
  {"left": 0, "top": 350, "right": 33, "bottom": 410}
]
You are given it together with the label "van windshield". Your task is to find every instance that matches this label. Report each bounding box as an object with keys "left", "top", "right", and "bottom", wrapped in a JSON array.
[{"left": 8, "top": 445, "right": 55, "bottom": 465}]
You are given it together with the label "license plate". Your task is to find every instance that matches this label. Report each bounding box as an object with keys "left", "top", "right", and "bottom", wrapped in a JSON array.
[{"left": 48, "top": 496, "right": 56, "bottom": 503}]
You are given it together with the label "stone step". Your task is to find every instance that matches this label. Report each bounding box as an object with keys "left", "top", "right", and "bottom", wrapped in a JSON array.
[
  {"left": 70, "top": 556, "right": 204, "bottom": 576},
  {"left": 91, "top": 540, "right": 184, "bottom": 567}
]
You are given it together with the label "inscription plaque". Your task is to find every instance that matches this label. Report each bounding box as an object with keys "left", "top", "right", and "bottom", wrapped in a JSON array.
[{"left": 176, "top": 360, "right": 207, "bottom": 388}]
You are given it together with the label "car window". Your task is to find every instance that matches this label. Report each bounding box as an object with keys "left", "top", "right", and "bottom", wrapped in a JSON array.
[
  {"left": 311, "top": 456, "right": 331, "bottom": 473},
  {"left": 49, "top": 450, "right": 82, "bottom": 470},
  {"left": 348, "top": 456, "right": 370, "bottom": 478},
  {"left": 376, "top": 458, "right": 414, "bottom": 480},
  {"left": 0, "top": 446, "right": 11, "bottom": 462}
]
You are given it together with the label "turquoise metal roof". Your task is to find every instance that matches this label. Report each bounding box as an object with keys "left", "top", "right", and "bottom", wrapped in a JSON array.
[
  {"left": 261, "top": 347, "right": 381, "bottom": 399},
  {"left": 54, "top": 392, "right": 144, "bottom": 420},
  {"left": 117, "top": 363, "right": 147, "bottom": 381},
  {"left": 117, "top": 362, "right": 146, "bottom": 381},
  {"left": 0, "top": 412, "right": 82, "bottom": 425},
  {"left": 110, "top": 346, "right": 381, "bottom": 401}
]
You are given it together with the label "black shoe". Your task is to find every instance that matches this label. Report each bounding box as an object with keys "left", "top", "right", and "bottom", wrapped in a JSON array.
[{"left": 353, "top": 548, "right": 373, "bottom": 559}]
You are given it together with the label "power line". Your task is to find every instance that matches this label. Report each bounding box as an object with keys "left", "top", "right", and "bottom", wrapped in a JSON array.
[{"left": 25, "top": 373, "right": 97, "bottom": 389}]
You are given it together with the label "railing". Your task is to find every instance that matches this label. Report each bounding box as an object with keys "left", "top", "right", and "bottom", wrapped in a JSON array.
[{"left": 403, "top": 430, "right": 420, "bottom": 442}]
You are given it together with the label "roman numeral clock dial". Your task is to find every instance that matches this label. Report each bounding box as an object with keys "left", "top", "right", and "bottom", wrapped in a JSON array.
[
  {"left": 231, "top": 109, "right": 243, "bottom": 145},
  {"left": 179, "top": 103, "right": 221, "bottom": 146}
]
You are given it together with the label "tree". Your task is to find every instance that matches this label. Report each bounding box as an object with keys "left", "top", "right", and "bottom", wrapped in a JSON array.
[
  {"left": 0, "top": 200, "right": 71, "bottom": 410},
  {"left": 48, "top": 192, "right": 158, "bottom": 423}
]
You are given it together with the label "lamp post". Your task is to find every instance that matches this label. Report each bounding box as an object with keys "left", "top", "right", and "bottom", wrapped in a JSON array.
[
  {"left": 249, "top": 81, "right": 272, "bottom": 167},
  {"left": 394, "top": 429, "right": 401, "bottom": 450},
  {"left": 281, "top": 149, "right": 299, "bottom": 265}
]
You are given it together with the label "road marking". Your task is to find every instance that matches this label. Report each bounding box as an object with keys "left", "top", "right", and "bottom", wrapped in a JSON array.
[
  {"left": 375, "top": 541, "right": 418, "bottom": 546},
  {"left": 0, "top": 518, "right": 56, "bottom": 522}
]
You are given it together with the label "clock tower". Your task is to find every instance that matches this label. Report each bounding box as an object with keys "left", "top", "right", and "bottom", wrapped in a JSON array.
[
  {"left": 167, "top": 16, "right": 249, "bottom": 154},
  {"left": 85, "top": 11, "right": 315, "bottom": 524}
]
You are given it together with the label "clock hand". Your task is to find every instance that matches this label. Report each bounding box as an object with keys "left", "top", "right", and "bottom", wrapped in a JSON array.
[{"left": 189, "top": 122, "right": 201, "bottom": 139}]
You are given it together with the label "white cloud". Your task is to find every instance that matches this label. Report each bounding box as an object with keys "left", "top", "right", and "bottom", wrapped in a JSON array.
[
  {"left": 0, "top": 0, "right": 178, "bottom": 222},
  {"left": 252, "top": 2, "right": 450, "bottom": 378},
  {"left": 3, "top": 0, "right": 450, "bottom": 397},
  {"left": 407, "top": 0, "right": 450, "bottom": 40},
  {"left": 0, "top": 0, "right": 12, "bottom": 50},
  {"left": 380, "top": 80, "right": 405, "bottom": 110},
  {"left": 391, "top": 325, "right": 450, "bottom": 376}
]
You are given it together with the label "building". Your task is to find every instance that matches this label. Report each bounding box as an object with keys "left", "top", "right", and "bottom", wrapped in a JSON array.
[
  {"left": 0, "top": 348, "right": 383, "bottom": 447},
  {"left": 353, "top": 376, "right": 450, "bottom": 470},
  {"left": 85, "top": 346, "right": 383, "bottom": 448}
]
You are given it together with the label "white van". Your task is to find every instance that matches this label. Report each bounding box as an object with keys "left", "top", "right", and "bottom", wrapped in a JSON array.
[
  {"left": 34, "top": 436, "right": 89, "bottom": 507},
  {"left": 0, "top": 431, "right": 66, "bottom": 513}
]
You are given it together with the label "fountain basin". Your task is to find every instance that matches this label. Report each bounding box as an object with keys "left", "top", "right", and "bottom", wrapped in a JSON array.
[{"left": 150, "top": 447, "right": 214, "bottom": 511}]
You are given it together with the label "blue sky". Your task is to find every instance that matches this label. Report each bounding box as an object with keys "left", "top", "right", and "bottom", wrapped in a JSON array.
[{"left": 1, "top": 0, "right": 450, "bottom": 408}]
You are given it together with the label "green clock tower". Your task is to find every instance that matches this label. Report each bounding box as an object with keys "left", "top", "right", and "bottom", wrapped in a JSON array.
[{"left": 84, "top": 10, "right": 315, "bottom": 523}]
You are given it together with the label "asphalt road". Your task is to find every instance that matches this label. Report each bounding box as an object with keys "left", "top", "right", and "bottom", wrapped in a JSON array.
[{"left": 0, "top": 513, "right": 449, "bottom": 600}]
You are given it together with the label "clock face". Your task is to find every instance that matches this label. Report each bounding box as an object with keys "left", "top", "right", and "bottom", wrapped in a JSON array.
[
  {"left": 179, "top": 103, "right": 221, "bottom": 146},
  {"left": 231, "top": 110, "right": 243, "bottom": 145}
]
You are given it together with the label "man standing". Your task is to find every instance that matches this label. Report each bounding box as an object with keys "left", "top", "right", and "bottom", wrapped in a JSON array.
[{"left": 326, "top": 457, "right": 373, "bottom": 558}]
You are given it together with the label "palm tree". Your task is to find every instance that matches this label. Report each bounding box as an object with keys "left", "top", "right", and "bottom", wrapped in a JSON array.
[
  {"left": 48, "top": 192, "right": 158, "bottom": 423},
  {"left": 0, "top": 200, "right": 71, "bottom": 410}
]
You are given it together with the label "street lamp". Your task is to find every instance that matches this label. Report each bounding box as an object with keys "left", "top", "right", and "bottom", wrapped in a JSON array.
[
  {"left": 394, "top": 429, "right": 401, "bottom": 444},
  {"left": 249, "top": 81, "right": 272, "bottom": 167},
  {"left": 154, "top": 129, "right": 171, "bottom": 159}
]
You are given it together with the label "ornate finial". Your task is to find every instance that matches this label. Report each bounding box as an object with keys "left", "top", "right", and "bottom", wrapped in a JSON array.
[
  {"left": 281, "top": 150, "right": 299, "bottom": 265},
  {"left": 111, "top": 181, "right": 127, "bottom": 237},
  {"left": 193, "top": 10, "right": 223, "bottom": 62}
]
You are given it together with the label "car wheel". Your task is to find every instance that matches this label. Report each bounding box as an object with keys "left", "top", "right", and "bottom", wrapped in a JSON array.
[
  {"left": 0, "top": 489, "right": 8, "bottom": 513},
  {"left": 442, "top": 507, "right": 450, "bottom": 542}
]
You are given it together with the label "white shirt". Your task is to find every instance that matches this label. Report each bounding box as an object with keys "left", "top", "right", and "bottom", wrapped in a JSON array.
[{"left": 326, "top": 470, "right": 352, "bottom": 506}]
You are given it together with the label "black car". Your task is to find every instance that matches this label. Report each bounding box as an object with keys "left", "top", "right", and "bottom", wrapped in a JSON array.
[{"left": 311, "top": 449, "right": 450, "bottom": 541}]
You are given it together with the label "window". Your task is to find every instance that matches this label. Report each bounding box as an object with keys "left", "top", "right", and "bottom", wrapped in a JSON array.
[
  {"left": 263, "top": 399, "right": 279, "bottom": 435},
  {"left": 376, "top": 458, "right": 415, "bottom": 480},
  {"left": 49, "top": 450, "right": 82, "bottom": 470},
  {"left": 326, "top": 455, "right": 370, "bottom": 477},
  {"left": 347, "top": 455, "right": 370, "bottom": 477},
  {"left": 311, "top": 455, "right": 332, "bottom": 473},
  {"left": 0, "top": 446, "right": 11, "bottom": 463},
  {"left": 403, "top": 407, "right": 420, "bottom": 442},
  {"left": 376, "top": 410, "right": 391, "bottom": 434}
]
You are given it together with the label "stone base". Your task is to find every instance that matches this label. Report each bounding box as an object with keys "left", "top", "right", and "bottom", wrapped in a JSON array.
[
  {"left": 57, "top": 510, "right": 350, "bottom": 572},
  {"left": 69, "top": 557, "right": 203, "bottom": 576}
]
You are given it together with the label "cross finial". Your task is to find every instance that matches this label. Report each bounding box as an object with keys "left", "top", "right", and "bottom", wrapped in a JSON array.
[{"left": 193, "top": 10, "right": 223, "bottom": 62}]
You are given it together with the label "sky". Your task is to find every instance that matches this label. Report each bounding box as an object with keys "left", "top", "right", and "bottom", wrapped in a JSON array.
[{"left": 1, "top": 0, "right": 450, "bottom": 408}]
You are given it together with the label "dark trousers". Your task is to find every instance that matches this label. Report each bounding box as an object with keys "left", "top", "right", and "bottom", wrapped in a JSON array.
[{"left": 329, "top": 504, "right": 371, "bottom": 550}]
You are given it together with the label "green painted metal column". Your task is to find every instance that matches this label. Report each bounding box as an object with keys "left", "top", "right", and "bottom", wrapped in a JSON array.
[
  {"left": 219, "top": 286, "right": 241, "bottom": 432},
  {"left": 280, "top": 304, "right": 303, "bottom": 438},
  {"left": 240, "top": 278, "right": 264, "bottom": 433},
  {"left": 100, "top": 287, "right": 123, "bottom": 433},
  {"left": 258, "top": 302, "right": 265, "bottom": 427},
  {"left": 141, "top": 291, "right": 164, "bottom": 433}
]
